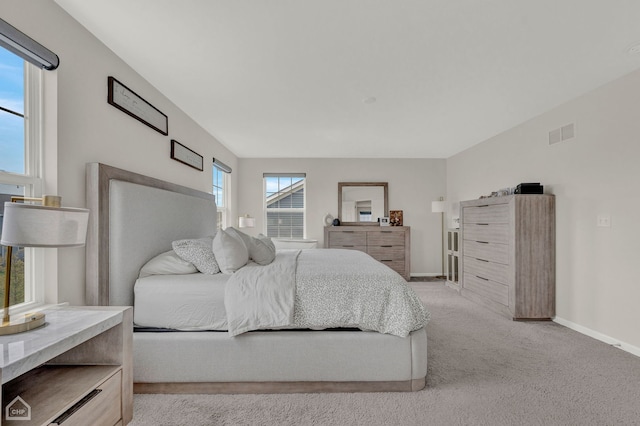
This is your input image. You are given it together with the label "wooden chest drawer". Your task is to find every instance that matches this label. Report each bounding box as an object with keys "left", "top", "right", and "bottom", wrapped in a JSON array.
[
  {"left": 328, "top": 231, "right": 366, "bottom": 247},
  {"left": 463, "top": 273, "right": 509, "bottom": 306},
  {"left": 463, "top": 240, "right": 509, "bottom": 264},
  {"left": 368, "top": 246, "right": 405, "bottom": 261},
  {"left": 463, "top": 204, "right": 509, "bottom": 224},
  {"left": 464, "top": 256, "right": 510, "bottom": 285},
  {"left": 463, "top": 224, "right": 509, "bottom": 244},
  {"left": 367, "top": 231, "right": 405, "bottom": 246},
  {"left": 332, "top": 245, "right": 366, "bottom": 253}
]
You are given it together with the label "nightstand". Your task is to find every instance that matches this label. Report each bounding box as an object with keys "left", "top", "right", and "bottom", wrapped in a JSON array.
[{"left": 0, "top": 306, "right": 132, "bottom": 425}]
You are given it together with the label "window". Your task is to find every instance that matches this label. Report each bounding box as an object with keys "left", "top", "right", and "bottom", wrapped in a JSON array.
[
  {"left": 0, "top": 46, "right": 43, "bottom": 312},
  {"left": 212, "top": 160, "right": 231, "bottom": 230},
  {"left": 264, "top": 173, "right": 306, "bottom": 239}
]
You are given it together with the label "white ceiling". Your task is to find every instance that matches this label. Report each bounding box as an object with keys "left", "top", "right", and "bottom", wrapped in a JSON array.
[{"left": 54, "top": 0, "right": 640, "bottom": 159}]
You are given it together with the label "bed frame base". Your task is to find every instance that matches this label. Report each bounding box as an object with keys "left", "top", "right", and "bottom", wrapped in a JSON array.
[{"left": 134, "top": 378, "right": 425, "bottom": 394}]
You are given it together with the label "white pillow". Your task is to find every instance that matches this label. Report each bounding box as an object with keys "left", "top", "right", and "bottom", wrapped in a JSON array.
[
  {"left": 138, "top": 250, "right": 198, "bottom": 278},
  {"left": 250, "top": 234, "right": 276, "bottom": 265},
  {"left": 172, "top": 236, "right": 220, "bottom": 274},
  {"left": 212, "top": 228, "right": 249, "bottom": 274},
  {"left": 225, "top": 228, "right": 275, "bottom": 266}
]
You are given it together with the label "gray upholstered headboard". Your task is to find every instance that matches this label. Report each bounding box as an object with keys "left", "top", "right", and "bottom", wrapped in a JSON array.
[{"left": 85, "top": 163, "right": 217, "bottom": 306}]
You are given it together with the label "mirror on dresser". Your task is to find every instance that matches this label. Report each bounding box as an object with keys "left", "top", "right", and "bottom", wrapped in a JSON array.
[{"left": 338, "top": 182, "right": 388, "bottom": 225}]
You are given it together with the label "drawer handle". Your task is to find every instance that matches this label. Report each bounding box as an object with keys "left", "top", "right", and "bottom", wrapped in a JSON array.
[
  {"left": 343, "top": 231, "right": 354, "bottom": 233},
  {"left": 380, "top": 245, "right": 393, "bottom": 248},
  {"left": 52, "top": 389, "right": 102, "bottom": 424},
  {"left": 477, "top": 223, "right": 489, "bottom": 226},
  {"left": 381, "top": 231, "right": 392, "bottom": 233},
  {"left": 476, "top": 258, "right": 489, "bottom": 262},
  {"left": 476, "top": 276, "right": 489, "bottom": 281},
  {"left": 381, "top": 259, "right": 393, "bottom": 262},
  {"left": 476, "top": 241, "right": 489, "bottom": 244},
  {"left": 343, "top": 245, "right": 354, "bottom": 247}
]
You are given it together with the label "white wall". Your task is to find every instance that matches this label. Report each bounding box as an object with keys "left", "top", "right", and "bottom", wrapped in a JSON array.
[
  {"left": 238, "top": 158, "right": 446, "bottom": 275},
  {"left": 447, "top": 68, "right": 640, "bottom": 350},
  {"left": 3, "top": 0, "right": 237, "bottom": 305}
]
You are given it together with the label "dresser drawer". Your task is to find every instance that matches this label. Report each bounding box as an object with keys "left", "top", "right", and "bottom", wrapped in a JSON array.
[
  {"left": 331, "top": 245, "right": 366, "bottom": 253},
  {"left": 463, "top": 204, "right": 509, "bottom": 224},
  {"left": 328, "top": 231, "right": 366, "bottom": 247},
  {"left": 367, "top": 231, "right": 405, "bottom": 246},
  {"left": 463, "top": 224, "right": 509, "bottom": 244},
  {"left": 377, "top": 260, "right": 406, "bottom": 277},
  {"left": 51, "top": 370, "right": 121, "bottom": 426},
  {"left": 463, "top": 240, "right": 509, "bottom": 264},
  {"left": 464, "top": 256, "right": 510, "bottom": 285},
  {"left": 368, "top": 246, "right": 405, "bottom": 261},
  {"left": 463, "top": 273, "right": 509, "bottom": 306}
]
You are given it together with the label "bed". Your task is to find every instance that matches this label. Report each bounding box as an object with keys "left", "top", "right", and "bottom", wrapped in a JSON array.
[{"left": 85, "top": 162, "right": 429, "bottom": 393}]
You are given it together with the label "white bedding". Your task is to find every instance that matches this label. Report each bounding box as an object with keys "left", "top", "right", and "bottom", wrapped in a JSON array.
[
  {"left": 134, "top": 273, "right": 229, "bottom": 330},
  {"left": 135, "top": 249, "right": 430, "bottom": 337},
  {"left": 226, "top": 249, "right": 429, "bottom": 337}
]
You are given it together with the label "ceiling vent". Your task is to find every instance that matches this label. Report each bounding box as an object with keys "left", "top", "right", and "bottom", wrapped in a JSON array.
[{"left": 549, "top": 123, "right": 575, "bottom": 145}]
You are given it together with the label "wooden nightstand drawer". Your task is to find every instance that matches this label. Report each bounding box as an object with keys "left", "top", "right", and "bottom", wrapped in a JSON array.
[{"left": 53, "top": 369, "right": 122, "bottom": 426}]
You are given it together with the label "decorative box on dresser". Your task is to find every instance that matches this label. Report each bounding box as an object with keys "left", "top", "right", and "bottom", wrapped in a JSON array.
[
  {"left": 460, "top": 195, "right": 555, "bottom": 320},
  {"left": 324, "top": 226, "right": 411, "bottom": 280}
]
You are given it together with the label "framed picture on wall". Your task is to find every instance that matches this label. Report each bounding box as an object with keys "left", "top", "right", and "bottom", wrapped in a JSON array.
[
  {"left": 107, "top": 76, "right": 169, "bottom": 135},
  {"left": 170, "top": 139, "right": 203, "bottom": 171}
]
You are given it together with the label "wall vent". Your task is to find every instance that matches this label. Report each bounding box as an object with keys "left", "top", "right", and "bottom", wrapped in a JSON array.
[{"left": 549, "top": 123, "right": 575, "bottom": 145}]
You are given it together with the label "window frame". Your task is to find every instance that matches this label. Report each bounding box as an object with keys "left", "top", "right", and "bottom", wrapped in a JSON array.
[
  {"left": 263, "top": 174, "right": 307, "bottom": 239},
  {"left": 213, "top": 163, "right": 229, "bottom": 230},
  {"left": 0, "top": 54, "right": 44, "bottom": 315}
]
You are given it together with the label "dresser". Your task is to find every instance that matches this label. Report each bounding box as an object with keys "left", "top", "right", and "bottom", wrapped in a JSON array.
[
  {"left": 460, "top": 195, "right": 555, "bottom": 320},
  {"left": 324, "top": 226, "right": 411, "bottom": 280}
]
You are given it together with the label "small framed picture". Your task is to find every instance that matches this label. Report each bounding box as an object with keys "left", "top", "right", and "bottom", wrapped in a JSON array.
[
  {"left": 380, "top": 217, "right": 390, "bottom": 227},
  {"left": 390, "top": 210, "right": 403, "bottom": 226},
  {"left": 171, "top": 139, "right": 203, "bottom": 171}
]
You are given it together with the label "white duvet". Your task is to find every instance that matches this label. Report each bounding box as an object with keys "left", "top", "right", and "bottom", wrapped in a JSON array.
[{"left": 225, "top": 249, "right": 430, "bottom": 337}]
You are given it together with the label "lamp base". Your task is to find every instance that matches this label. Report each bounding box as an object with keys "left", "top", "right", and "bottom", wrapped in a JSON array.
[{"left": 0, "top": 312, "right": 46, "bottom": 336}]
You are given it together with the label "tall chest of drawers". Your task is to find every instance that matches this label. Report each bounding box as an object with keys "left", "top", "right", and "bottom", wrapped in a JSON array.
[
  {"left": 460, "top": 195, "right": 555, "bottom": 320},
  {"left": 324, "top": 226, "right": 411, "bottom": 280}
]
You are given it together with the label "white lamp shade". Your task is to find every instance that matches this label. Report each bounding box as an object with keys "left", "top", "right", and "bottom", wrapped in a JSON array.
[
  {"left": 1, "top": 202, "right": 89, "bottom": 247},
  {"left": 431, "top": 200, "right": 446, "bottom": 213},
  {"left": 238, "top": 216, "right": 255, "bottom": 228}
]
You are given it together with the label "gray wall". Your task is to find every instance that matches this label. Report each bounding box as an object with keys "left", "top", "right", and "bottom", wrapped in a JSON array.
[
  {"left": 3, "top": 0, "right": 238, "bottom": 305},
  {"left": 238, "top": 158, "right": 446, "bottom": 275},
  {"left": 447, "top": 67, "right": 640, "bottom": 351}
]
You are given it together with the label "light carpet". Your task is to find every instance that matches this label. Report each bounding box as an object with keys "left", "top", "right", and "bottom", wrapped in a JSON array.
[{"left": 131, "top": 282, "right": 640, "bottom": 426}]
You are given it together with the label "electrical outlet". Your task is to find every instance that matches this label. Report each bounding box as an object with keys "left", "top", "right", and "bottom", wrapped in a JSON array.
[{"left": 597, "top": 215, "right": 611, "bottom": 227}]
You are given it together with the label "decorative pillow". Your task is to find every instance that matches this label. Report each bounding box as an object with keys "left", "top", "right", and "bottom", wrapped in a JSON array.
[
  {"left": 212, "top": 228, "right": 249, "bottom": 274},
  {"left": 250, "top": 234, "right": 276, "bottom": 265},
  {"left": 172, "top": 236, "right": 220, "bottom": 274},
  {"left": 138, "top": 250, "right": 199, "bottom": 278},
  {"left": 225, "top": 227, "right": 276, "bottom": 266}
]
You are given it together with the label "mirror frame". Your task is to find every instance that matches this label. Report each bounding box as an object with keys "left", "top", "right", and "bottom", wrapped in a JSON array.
[{"left": 337, "top": 182, "right": 389, "bottom": 226}]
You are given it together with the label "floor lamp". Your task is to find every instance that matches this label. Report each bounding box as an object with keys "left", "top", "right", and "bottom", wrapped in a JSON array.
[{"left": 431, "top": 197, "right": 446, "bottom": 279}]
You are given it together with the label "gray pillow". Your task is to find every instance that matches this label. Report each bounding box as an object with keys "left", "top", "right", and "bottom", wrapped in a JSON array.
[
  {"left": 250, "top": 234, "right": 276, "bottom": 265},
  {"left": 172, "top": 236, "right": 220, "bottom": 274},
  {"left": 138, "top": 250, "right": 198, "bottom": 278},
  {"left": 212, "top": 228, "right": 249, "bottom": 274},
  {"left": 225, "top": 227, "right": 276, "bottom": 266}
]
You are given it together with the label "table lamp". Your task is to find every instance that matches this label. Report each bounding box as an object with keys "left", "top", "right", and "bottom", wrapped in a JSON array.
[
  {"left": 238, "top": 214, "right": 255, "bottom": 228},
  {"left": 0, "top": 195, "right": 89, "bottom": 335}
]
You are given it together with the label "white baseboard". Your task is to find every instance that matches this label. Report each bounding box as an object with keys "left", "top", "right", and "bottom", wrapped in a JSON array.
[
  {"left": 554, "top": 316, "right": 640, "bottom": 358},
  {"left": 410, "top": 273, "right": 441, "bottom": 277}
]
